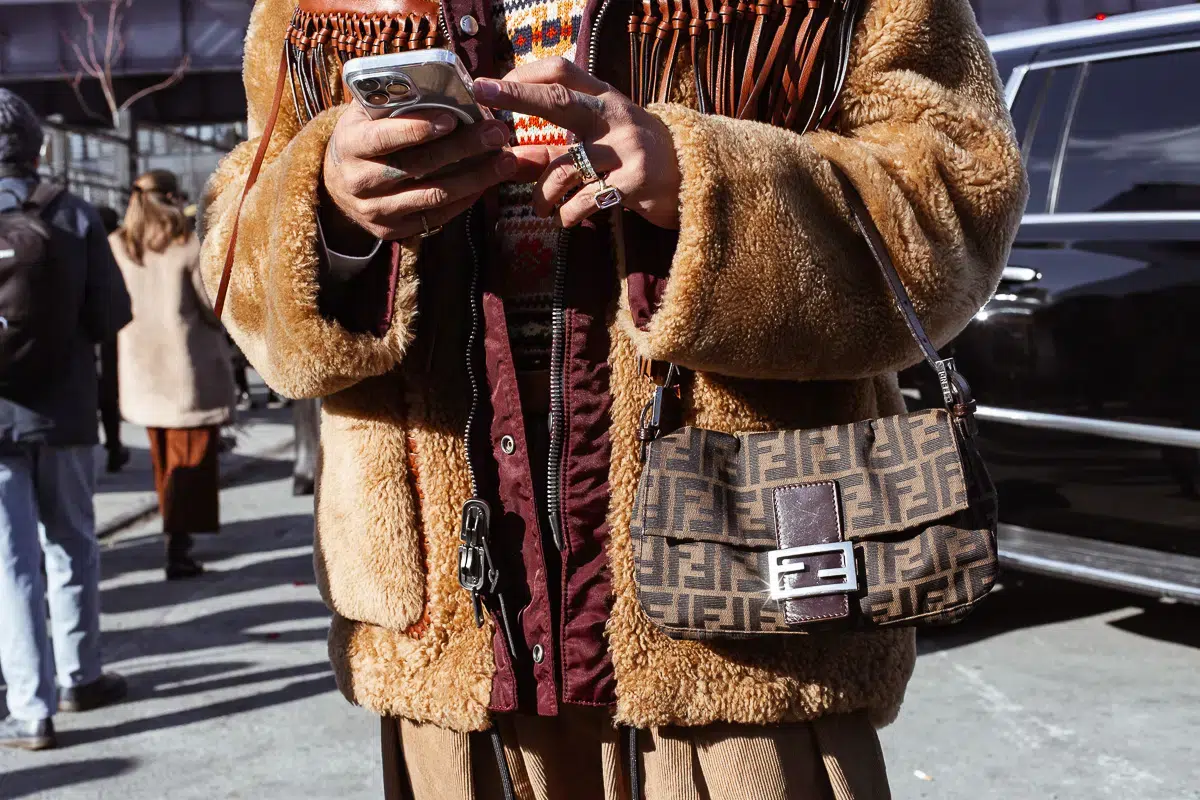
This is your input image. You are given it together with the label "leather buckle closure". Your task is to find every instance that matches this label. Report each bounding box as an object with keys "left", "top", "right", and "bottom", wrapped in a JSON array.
[{"left": 767, "top": 542, "right": 858, "bottom": 601}]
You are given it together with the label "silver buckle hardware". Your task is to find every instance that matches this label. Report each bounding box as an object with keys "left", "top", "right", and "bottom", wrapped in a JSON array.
[
  {"left": 767, "top": 542, "right": 859, "bottom": 601},
  {"left": 935, "top": 357, "right": 958, "bottom": 408}
]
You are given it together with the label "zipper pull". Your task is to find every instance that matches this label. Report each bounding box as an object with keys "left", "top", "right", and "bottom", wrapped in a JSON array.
[
  {"left": 458, "top": 499, "right": 492, "bottom": 628},
  {"left": 457, "top": 498, "right": 520, "bottom": 659}
]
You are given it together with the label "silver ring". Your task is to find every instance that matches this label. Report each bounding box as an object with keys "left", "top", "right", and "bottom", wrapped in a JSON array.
[
  {"left": 419, "top": 213, "right": 442, "bottom": 239},
  {"left": 568, "top": 142, "right": 600, "bottom": 185},
  {"left": 593, "top": 178, "right": 623, "bottom": 210}
]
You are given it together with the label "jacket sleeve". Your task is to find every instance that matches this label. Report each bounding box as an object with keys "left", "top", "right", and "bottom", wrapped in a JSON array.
[
  {"left": 81, "top": 202, "right": 132, "bottom": 344},
  {"left": 199, "top": 0, "right": 419, "bottom": 400},
  {"left": 620, "top": 0, "right": 1028, "bottom": 381}
]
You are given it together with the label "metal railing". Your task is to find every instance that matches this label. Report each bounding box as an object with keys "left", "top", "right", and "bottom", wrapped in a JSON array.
[{"left": 38, "top": 119, "right": 246, "bottom": 213}]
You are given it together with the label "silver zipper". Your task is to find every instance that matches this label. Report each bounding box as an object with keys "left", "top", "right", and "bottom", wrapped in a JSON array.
[
  {"left": 439, "top": 3, "right": 453, "bottom": 44},
  {"left": 458, "top": 206, "right": 520, "bottom": 658},
  {"left": 462, "top": 207, "right": 484, "bottom": 499},
  {"left": 588, "top": 0, "right": 618, "bottom": 75},
  {"left": 545, "top": 232, "right": 571, "bottom": 551},
  {"left": 545, "top": 0, "right": 619, "bottom": 552}
]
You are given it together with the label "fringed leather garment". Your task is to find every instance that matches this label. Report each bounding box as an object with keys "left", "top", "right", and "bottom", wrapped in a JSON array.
[
  {"left": 214, "top": 0, "right": 863, "bottom": 324},
  {"left": 628, "top": 0, "right": 863, "bottom": 132}
]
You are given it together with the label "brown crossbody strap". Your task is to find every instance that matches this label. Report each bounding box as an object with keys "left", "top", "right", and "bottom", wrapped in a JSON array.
[
  {"left": 830, "top": 164, "right": 969, "bottom": 409},
  {"left": 213, "top": 46, "right": 292, "bottom": 319}
]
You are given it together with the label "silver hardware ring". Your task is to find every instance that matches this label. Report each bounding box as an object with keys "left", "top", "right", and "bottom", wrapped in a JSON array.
[
  {"left": 568, "top": 142, "right": 601, "bottom": 185},
  {"left": 593, "top": 178, "right": 624, "bottom": 210}
]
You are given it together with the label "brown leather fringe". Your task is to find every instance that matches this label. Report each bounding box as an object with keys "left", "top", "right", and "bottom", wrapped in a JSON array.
[
  {"left": 285, "top": 8, "right": 444, "bottom": 123},
  {"left": 629, "top": 0, "right": 864, "bottom": 134}
]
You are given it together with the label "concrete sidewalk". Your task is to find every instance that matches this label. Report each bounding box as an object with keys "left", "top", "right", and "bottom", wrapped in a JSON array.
[
  {"left": 0, "top": 447, "right": 381, "bottom": 800},
  {"left": 93, "top": 406, "right": 296, "bottom": 537}
]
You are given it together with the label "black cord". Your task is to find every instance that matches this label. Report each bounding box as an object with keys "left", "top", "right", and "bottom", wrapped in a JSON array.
[
  {"left": 489, "top": 723, "right": 517, "bottom": 800},
  {"left": 623, "top": 726, "right": 643, "bottom": 800}
]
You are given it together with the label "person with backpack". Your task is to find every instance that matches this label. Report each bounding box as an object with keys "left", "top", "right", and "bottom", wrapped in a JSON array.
[{"left": 0, "top": 89, "right": 132, "bottom": 751}]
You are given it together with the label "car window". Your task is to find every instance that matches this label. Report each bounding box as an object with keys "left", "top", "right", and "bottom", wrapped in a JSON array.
[
  {"left": 1056, "top": 47, "right": 1200, "bottom": 214},
  {"left": 1016, "top": 66, "right": 1080, "bottom": 215}
]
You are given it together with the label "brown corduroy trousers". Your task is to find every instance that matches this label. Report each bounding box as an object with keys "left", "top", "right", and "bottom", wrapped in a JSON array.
[{"left": 382, "top": 708, "right": 891, "bottom": 800}]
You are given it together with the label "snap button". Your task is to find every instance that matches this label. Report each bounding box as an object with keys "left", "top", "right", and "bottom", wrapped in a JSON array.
[
  {"left": 531, "top": 643, "right": 545, "bottom": 664},
  {"left": 459, "top": 14, "right": 479, "bottom": 36},
  {"left": 500, "top": 435, "right": 516, "bottom": 455}
]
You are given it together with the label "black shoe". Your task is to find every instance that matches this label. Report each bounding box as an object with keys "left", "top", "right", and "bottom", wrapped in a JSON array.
[
  {"left": 58, "top": 673, "right": 128, "bottom": 713},
  {"left": 293, "top": 475, "right": 315, "bottom": 497},
  {"left": 0, "top": 717, "right": 56, "bottom": 750},
  {"left": 106, "top": 445, "right": 131, "bottom": 473},
  {"left": 166, "top": 555, "right": 205, "bottom": 581}
]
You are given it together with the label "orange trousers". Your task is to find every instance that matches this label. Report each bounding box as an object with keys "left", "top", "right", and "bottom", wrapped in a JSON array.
[{"left": 383, "top": 708, "right": 890, "bottom": 800}]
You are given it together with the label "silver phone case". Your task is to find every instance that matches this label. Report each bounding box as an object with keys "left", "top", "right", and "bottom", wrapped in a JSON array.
[{"left": 342, "top": 50, "right": 491, "bottom": 123}]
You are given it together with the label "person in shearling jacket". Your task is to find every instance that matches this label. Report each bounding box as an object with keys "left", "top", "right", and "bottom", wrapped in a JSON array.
[{"left": 201, "top": 0, "right": 1027, "bottom": 796}]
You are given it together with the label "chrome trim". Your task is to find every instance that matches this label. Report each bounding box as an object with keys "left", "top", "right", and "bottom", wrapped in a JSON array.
[
  {"left": 1022, "top": 211, "right": 1200, "bottom": 225},
  {"left": 998, "top": 538, "right": 1200, "bottom": 603},
  {"left": 976, "top": 406, "right": 1200, "bottom": 449},
  {"left": 1003, "top": 64, "right": 1028, "bottom": 108},
  {"left": 988, "top": 7, "right": 1200, "bottom": 54},
  {"left": 1047, "top": 62, "right": 1087, "bottom": 214},
  {"left": 1026, "top": 38, "right": 1200, "bottom": 72}
]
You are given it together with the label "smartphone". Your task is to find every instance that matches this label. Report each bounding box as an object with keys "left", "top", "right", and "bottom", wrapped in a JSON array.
[{"left": 342, "top": 50, "right": 491, "bottom": 124}]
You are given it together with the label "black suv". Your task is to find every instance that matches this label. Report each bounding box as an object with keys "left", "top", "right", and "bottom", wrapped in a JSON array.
[{"left": 904, "top": 7, "right": 1200, "bottom": 603}]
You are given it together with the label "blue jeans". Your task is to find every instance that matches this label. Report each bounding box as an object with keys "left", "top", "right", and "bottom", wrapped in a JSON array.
[{"left": 0, "top": 445, "right": 102, "bottom": 721}]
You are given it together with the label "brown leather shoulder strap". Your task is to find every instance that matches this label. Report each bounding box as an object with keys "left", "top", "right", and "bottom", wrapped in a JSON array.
[
  {"left": 832, "top": 164, "right": 972, "bottom": 409},
  {"left": 213, "top": 45, "right": 292, "bottom": 319}
]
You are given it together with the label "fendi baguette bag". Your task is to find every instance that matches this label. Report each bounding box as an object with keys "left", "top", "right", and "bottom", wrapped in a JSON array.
[{"left": 629, "top": 169, "right": 1000, "bottom": 639}]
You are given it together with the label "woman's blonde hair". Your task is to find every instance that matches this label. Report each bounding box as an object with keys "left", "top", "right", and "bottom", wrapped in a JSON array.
[{"left": 121, "top": 169, "right": 189, "bottom": 264}]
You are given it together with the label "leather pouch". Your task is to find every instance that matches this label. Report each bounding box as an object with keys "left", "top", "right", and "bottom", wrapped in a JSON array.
[{"left": 629, "top": 170, "right": 1000, "bottom": 640}]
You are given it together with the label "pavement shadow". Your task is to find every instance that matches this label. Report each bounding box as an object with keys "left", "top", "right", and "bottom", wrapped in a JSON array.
[
  {"left": 0, "top": 758, "right": 139, "bottom": 799},
  {"left": 61, "top": 668, "right": 335, "bottom": 748},
  {"left": 98, "top": 514, "right": 314, "bottom": 596},
  {"left": 917, "top": 571, "right": 1200, "bottom": 654},
  {"left": 102, "top": 599, "right": 331, "bottom": 665}
]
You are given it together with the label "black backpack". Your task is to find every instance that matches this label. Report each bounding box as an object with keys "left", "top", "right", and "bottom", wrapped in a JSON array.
[{"left": 0, "top": 182, "right": 69, "bottom": 396}]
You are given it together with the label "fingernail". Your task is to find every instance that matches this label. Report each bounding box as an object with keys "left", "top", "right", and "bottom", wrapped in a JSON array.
[
  {"left": 474, "top": 79, "right": 500, "bottom": 102},
  {"left": 480, "top": 125, "right": 508, "bottom": 148},
  {"left": 496, "top": 153, "right": 517, "bottom": 177},
  {"left": 433, "top": 114, "right": 456, "bottom": 133}
]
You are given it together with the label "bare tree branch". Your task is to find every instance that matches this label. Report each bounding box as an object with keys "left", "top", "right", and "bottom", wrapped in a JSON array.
[
  {"left": 61, "top": 0, "right": 188, "bottom": 126},
  {"left": 65, "top": 71, "right": 111, "bottom": 124},
  {"left": 120, "top": 55, "right": 191, "bottom": 112}
]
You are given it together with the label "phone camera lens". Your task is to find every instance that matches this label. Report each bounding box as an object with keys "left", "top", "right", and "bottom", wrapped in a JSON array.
[
  {"left": 386, "top": 81, "right": 412, "bottom": 97},
  {"left": 366, "top": 92, "right": 390, "bottom": 106},
  {"left": 357, "top": 78, "right": 380, "bottom": 93}
]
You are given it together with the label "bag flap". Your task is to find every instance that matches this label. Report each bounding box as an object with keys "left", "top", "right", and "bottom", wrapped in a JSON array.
[{"left": 635, "top": 409, "right": 969, "bottom": 549}]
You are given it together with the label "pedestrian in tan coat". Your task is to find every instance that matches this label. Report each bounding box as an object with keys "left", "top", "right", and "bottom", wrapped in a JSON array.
[
  {"left": 113, "top": 169, "right": 235, "bottom": 581},
  {"left": 202, "top": 0, "right": 1028, "bottom": 796}
]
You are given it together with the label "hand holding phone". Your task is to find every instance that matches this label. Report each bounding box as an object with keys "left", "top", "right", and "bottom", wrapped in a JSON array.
[{"left": 321, "top": 51, "right": 521, "bottom": 244}]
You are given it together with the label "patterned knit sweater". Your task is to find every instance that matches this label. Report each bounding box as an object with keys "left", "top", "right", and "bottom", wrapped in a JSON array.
[{"left": 491, "top": 0, "right": 586, "bottom": 374}]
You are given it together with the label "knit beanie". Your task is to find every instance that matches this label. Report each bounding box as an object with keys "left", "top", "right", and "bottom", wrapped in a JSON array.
[{"left": 0, "top": 89, "right": 44, "bottom": 169}]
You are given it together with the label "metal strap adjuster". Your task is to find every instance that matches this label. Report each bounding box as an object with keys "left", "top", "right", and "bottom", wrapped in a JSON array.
[{"left": 767, "top": 542, "right": 859, "bottom": 601}]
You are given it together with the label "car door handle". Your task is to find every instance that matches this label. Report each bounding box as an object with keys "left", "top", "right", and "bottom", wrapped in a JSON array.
[{"left": 1002, "top": 266, "right": 1042, "bottom": 284}]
